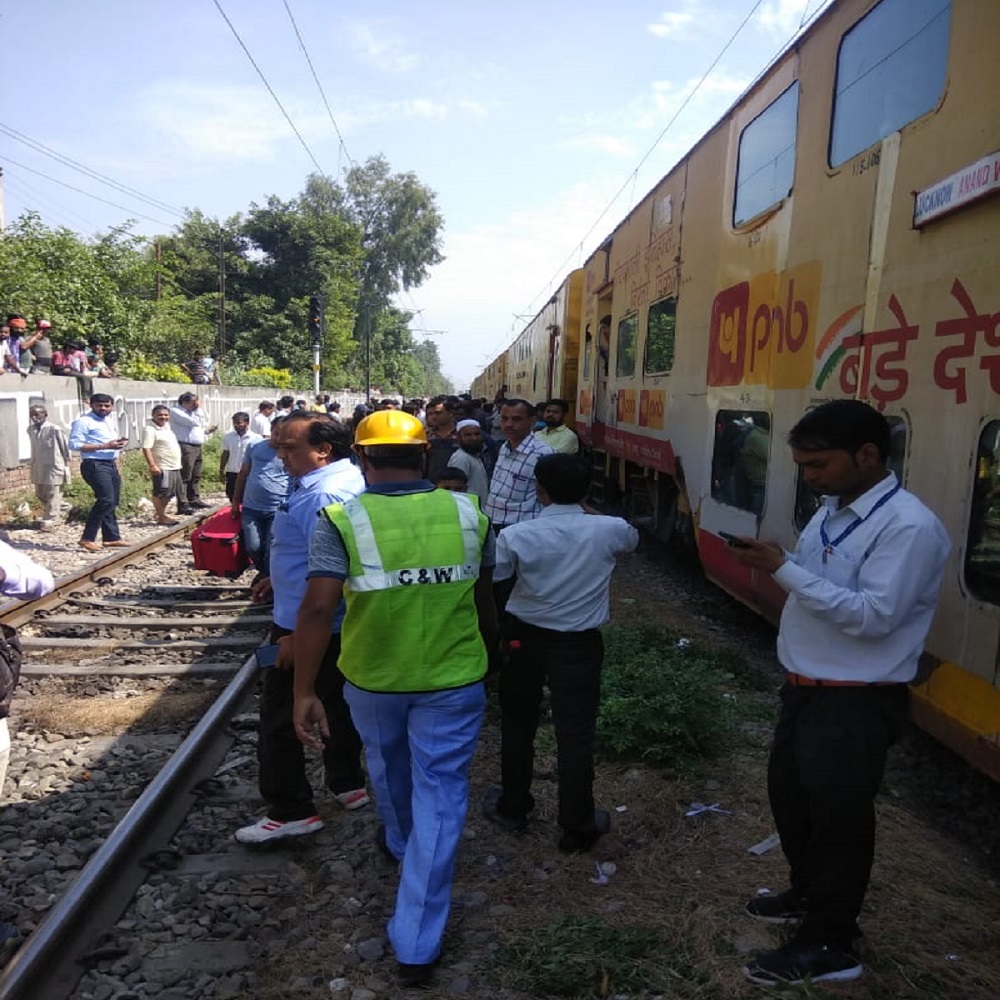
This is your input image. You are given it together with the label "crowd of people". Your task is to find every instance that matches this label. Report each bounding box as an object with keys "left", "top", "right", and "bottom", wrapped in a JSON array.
[
  {"left": 8, "top": 389, "right": 951, "bottom": 990},
  {"left": 2, "top": 314, "right": 117, "bottom": 378}
]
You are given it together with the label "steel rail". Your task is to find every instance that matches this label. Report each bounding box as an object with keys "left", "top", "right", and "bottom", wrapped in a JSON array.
[
  {"left": 0, "top": 652, "right": 260, "bottom": 1000},
  {"left": 0, "top": 507, "right": 225, "bottom": 628}
]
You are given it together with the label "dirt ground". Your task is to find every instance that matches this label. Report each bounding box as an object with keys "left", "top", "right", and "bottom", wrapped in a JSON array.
[{"left": 256, "top": 553, "right": 1000, "bottom": 1000}]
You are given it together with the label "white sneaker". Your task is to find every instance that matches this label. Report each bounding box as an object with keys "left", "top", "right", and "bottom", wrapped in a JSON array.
[
  {"left": 332, "top": 788, "right": 370, "bottom": 811},
  {"left": 234, "top": 815, "right": 324, "bottom": 844}
]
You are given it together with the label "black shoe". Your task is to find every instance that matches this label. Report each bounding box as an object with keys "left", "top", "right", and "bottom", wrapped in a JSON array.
[
  {"left": 557, "top": 808, "right": 611, "bottom": 854},
  {"left": 176, "top": 506, "right": 194, "bottom": 516},
  {"left": 481, "top": 786, "right": 529, "bottom": 834},
  {"left": 745, "top": 888, "right": 806, "bottom": 925},
  {"left": 743, "top": 941, "right": 862, "bottom": 985},
  {"left": 375, "top": 825, "right": 399, "bottom": 864},
  {"left": 190, "top": 501, "right": 213, "bottom": 509},
  {"left": 398, "top": 956, "right": 440, "bottom": 989}
]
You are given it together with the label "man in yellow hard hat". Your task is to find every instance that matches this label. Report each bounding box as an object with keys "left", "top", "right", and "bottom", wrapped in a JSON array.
[{"left": 291, "top": 410, "right": 498, "bottom": 990}]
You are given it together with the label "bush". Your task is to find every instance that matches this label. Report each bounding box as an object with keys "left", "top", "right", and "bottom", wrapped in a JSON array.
[
  {"left": 494, "top": 914, "right": 680, "bottom": 998},
  {"left": 116, "top": 354, "right": 187, "bottom": 383},
  {"left": 597, "top": 624, "right": 735, "bottom": 767},
  {"left": 223, "top": 364, "right": 293, "bottom": 389}
]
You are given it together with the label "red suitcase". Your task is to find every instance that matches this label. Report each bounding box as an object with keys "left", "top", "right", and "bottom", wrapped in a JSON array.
[{"left": 191, "top": 509, "right": 250, "bottom": 578}]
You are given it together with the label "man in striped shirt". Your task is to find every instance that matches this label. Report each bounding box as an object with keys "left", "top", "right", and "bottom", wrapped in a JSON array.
[{"left": 484, "top": 399, "right": 554, "bottom": 531}]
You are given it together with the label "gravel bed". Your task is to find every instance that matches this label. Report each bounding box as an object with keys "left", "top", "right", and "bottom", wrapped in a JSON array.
[{"left": 4, "top": 536, "right": 998, "bottom": 1000}]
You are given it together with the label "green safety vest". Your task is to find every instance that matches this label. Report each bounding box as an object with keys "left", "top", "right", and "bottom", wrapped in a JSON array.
[{"left": 323, "top": 489, "right": 489, "bottom": 693}]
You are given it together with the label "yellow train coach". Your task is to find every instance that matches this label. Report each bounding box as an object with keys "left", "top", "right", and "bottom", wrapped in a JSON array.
[{"left": 480, "top": 0, "right": 1000, "bottom": 780}]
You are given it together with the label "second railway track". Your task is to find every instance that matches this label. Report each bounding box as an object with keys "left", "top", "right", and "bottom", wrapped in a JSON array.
[{"left": 0, "top": 513, "right": 273, "bottom": 1000}]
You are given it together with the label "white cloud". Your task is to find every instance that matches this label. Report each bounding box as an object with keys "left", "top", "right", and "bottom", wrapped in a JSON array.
[
  {"left": 349, "top": 22, "right": 420, "bottom": 73},
  {"left": 757, "top": 0, "right": 833, "bottom": 38},
  {"left": 565, "top": 133, "right": 637, "bottom": 158},
  {"left": 411, "top": 183, "right": 614, "bottom": 384},
  {"left": 456, "top": 100, "right": 494, "bottom": 119},
  {"left": 134, "top": 81, "right": 325, "bottom": 161},
  {"left": 647, "top": 1, "right": 701, "bottom": 39}
]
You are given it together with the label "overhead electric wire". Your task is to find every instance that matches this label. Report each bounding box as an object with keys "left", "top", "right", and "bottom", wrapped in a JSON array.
[
  {"left": 3, "top": 173, "right": 101, "bottom": 232},
  {"left": 0, "top": 120, "right": 185, "bottom": 219},
  {"left": 211, "top": 0, "right": 330, "bottom": 179},
  {"left": 0, "top": 155, "right": 176, "bottom": 227},
  {"left": 281, "top": 0, "right": 355, "bottom": 171},
  {"left": 482, "top": 0, "right": 833, "bottom": 367},
  {"left": 520, "top": 0, "right": 768, "bottom": 323}
]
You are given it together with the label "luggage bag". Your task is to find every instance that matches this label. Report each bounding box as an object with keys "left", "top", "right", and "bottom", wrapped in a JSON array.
[{"left": 190, "top": 508, "right": 249, "bottom": 578}]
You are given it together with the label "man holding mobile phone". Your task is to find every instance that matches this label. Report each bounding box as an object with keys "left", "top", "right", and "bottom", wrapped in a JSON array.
[
  {"left": 725, "top": 401, "right": 949, "bottom": 987},
  {"left": 68, "top": 393, "right": 129, "bottom": 552}
]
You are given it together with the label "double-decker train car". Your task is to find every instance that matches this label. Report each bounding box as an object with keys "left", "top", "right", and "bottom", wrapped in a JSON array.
[
  {"left": 471, "top": 350, "right": 508, "bottom": 403},
  {"left": 505, "top": 269, "right": 584, "bottom": 419},
  {"left": 478, "top": 0, "right": 1000, "bottom": 779}
]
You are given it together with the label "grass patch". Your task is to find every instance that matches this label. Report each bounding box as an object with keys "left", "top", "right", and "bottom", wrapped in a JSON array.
[
  {"left": 493, "top": 913, "right": 693, "bottom": 998},
  {"left": 597, "top": 624, "right": 740, "bottom": 768}
]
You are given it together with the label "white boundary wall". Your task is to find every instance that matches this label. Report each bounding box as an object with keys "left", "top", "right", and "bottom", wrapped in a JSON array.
[{"left": 0, "top": 374, "right": 367, "bottom": 469}]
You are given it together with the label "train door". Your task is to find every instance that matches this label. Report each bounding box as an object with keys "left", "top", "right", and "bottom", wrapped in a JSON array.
[
  {"left": 698, "top": 408, "right": 773, "bottom": 615},
  {"left": 593, "top": 306, "right": 612, "bottom": 441}
]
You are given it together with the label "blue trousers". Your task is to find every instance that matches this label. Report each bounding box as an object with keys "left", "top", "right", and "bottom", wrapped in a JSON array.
[
  {"left": 345, "top": 680, "right": 485, "bottom": 965},
  {"left": 80, "top": 459, "right": 121, "bottom": 543},
  {"left": 241, "top": 507, "right": 275, "bottom": 575}
]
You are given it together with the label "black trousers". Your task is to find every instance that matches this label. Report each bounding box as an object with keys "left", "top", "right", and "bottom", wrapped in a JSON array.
[
  {"left": 80, "top": 459, "right": 121, "bottom": 543},
  {"left": 498, "top": 617, "right": 604, "bottom": 840},
  {"left": 179, "top": 442, "right": 203, "bottom": 503},
  {"left": 767, "top": 682, "right": 907, "bottom": 947},
  {"left": 257, "top": 625, "right": 365, "bottom": 821}
]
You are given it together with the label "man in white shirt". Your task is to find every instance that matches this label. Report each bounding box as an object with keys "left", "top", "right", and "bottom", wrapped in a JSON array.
[
  {"left": 219, "top": 412, "right": 262, "bottom": 501},
  {"left": 448, "top": 419, "right": 492, "bottom": 507},
  {"left": 250, "top": 401, "right": 275, "bottom": 436},
  {"left": 0, "top": 539, "right": 55, "bottom": 798},
  {"left": 483, "top": 453, "right": 638, "bottom": 854},
  {"left": 727, "top": 400, "right": 950, "bottom": 988},
  {"left": 141, "top": 405, "right": 184, "bottom": 525},
  {"left": 170, "top": 393, "right": 217, "bottom": 513}
]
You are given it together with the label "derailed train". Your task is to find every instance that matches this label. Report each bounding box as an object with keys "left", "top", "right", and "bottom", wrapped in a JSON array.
[{"left": 472, "top": 0, "right": 1000, "bottom": 779}]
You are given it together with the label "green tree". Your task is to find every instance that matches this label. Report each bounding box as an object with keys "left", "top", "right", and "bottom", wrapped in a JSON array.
[
  {"left": 0, "top": 213, "right": 157, "bottom": 349},
  {"left": 303, "top": 156, "right": 445, "bottom": 349}
]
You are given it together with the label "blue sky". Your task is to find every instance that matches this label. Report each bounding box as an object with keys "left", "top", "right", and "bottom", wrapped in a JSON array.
[{"left": 1, "top": 0, "right": 832, "bottom": 387}]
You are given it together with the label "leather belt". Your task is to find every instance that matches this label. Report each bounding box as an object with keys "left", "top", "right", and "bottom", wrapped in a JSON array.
[{"left": 785, "top": 672, "right": 900, "bottom": 688}]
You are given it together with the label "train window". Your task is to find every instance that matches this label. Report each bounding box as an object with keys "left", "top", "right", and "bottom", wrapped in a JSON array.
[
  {"left": 793, "top": 414, "right": 908, "bottom": 529},
  {"left": 644, "top": 298, "right": 676, "bottom": 376},
  {"left": 965, "top": 422, "right": 1000, "bottom": 606},
  {"left": 734, "top": 82, "right": 799, "bottom": 227},
  {"left": 583, "top": 324, "right": 593, "bottom": 380},
  {"left": 829, "top": 0, "right": 950, "bottom": 167},
  {"left": 712, "top": 410, "right": 771, "bottom": 517},
  {"left": 616, "top": 314, "right": 637, "bottom": 378}
]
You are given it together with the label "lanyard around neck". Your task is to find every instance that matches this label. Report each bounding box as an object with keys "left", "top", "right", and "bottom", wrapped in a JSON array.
[{"left": 820, "top": 483, "right": 900, "bottom": 562}]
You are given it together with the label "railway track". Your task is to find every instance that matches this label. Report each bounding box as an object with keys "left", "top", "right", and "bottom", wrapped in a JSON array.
[{"left": 0, "top": 513, "right": 272, "bottom": 1000}]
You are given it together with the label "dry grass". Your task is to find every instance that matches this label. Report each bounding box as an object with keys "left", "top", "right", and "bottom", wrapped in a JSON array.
[{"left": 14, "top": 689, "right": 217, "bottom": 734}]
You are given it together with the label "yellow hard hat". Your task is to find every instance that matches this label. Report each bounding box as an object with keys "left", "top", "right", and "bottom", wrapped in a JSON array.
[{"left": 354, "top": 410, "right": 428, "bottom": 447}]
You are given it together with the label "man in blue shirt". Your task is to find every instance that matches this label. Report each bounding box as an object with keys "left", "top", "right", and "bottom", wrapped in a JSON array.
[
  {"left": 235, "top": 412, "right": 368, "bottom": 844},
  {"left": 231, "top": 418, "right": 289, "bottom": 577},
  {"left": 68, "top": 393, "right": 129, "bottom": 553}
]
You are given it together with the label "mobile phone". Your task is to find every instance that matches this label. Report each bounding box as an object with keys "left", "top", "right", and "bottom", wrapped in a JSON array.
[
  {"left": 255, "top": 644, "right": 280, "bottom": 669},
  {"left": 719, "top": 530, "right": 751, "bottom": 549}
]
